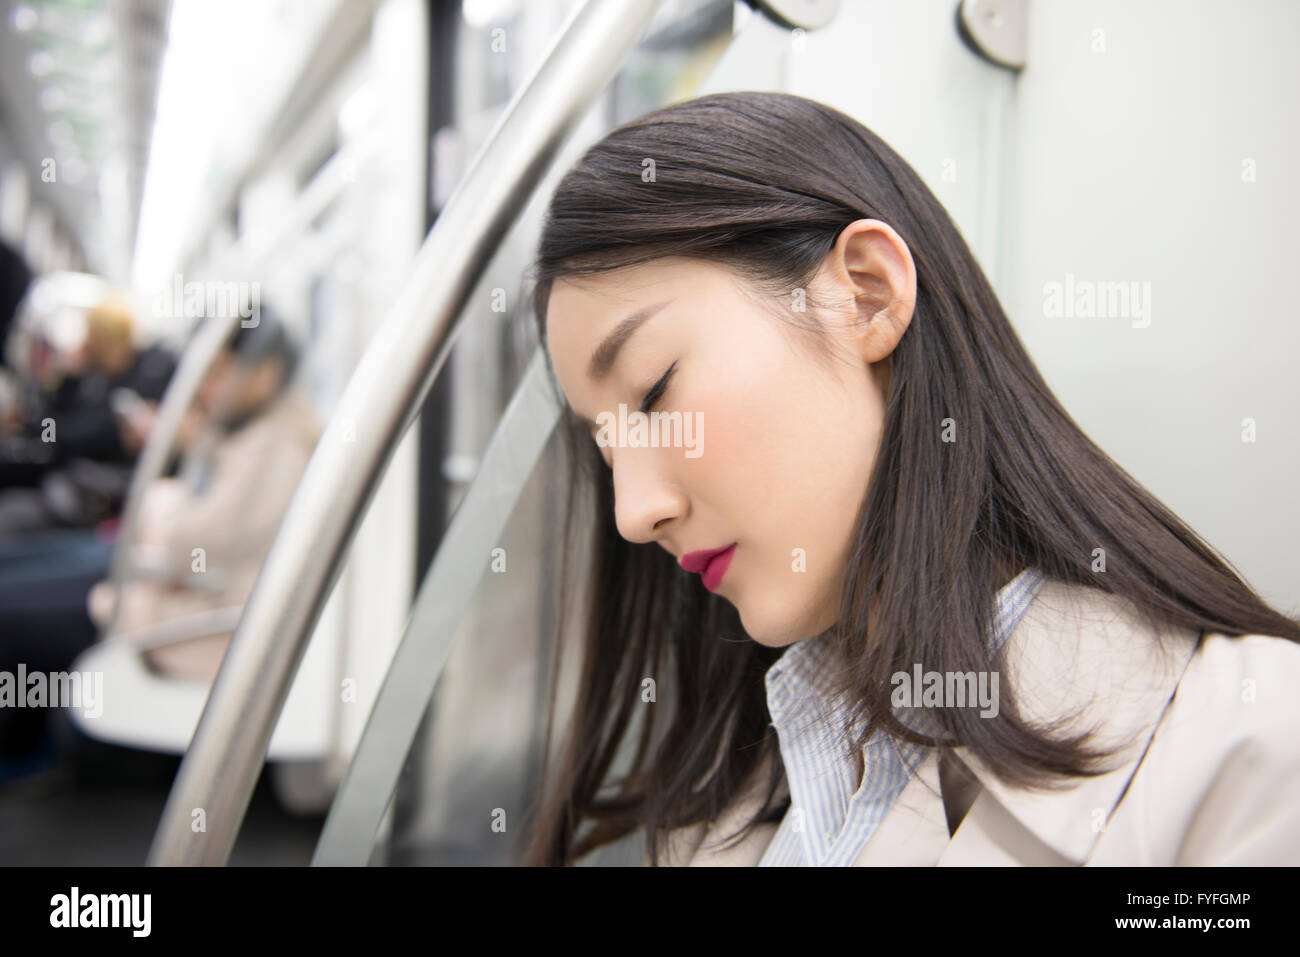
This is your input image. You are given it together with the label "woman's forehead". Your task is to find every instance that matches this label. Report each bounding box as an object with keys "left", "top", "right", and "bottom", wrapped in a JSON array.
[{"left": 546, "top": 259, "right": 734, "bottom": 325}]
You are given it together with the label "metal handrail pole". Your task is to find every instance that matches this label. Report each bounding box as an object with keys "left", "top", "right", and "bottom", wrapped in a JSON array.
[
  {"left": 104, "top": 144, "right": 374, "bottom": 635},
  {"left": 312, "top": 350, "right": 561, "bottom": 864},
  {"left": 147, "top": 0, "right": 666, "bottom": 865},
  {"left": 101, "top": 313, "right": 239, "bottom": 636}
]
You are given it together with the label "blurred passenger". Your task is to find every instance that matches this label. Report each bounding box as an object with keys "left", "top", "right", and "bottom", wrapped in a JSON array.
[
  {"left": 86, "top": 315, "right": 320, "bottom": 680},
  {"left": 0, "top": 313, "right": 319, "bottom": 769},
  {"left": 0, "top": 238, "right": 32, "bottom": 377},
  {"left": 0, "top": 295, "right": 175, "bottom": 535}
]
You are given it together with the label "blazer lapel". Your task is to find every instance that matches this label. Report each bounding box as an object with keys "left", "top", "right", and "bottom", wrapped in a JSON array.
[
  {"left": 940, "top": 579, "right": 1203, "bottom": 865},
  {"left": 851, "top": 748, "right": 955, "bottom": 865},
  {"left": 682, "top": 580, "right": 1204, "bottom": 866}
]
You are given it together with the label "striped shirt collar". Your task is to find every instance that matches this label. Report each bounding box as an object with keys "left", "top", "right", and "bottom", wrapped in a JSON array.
[{"left": 759, "top": 565, "right": 1047, "bottom": 865}]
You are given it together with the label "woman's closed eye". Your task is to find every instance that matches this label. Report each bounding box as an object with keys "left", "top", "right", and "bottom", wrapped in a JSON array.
[
  {"left": 586, "top": 360, "right": 679, "bottom": 469},
  {"left": 639, "top": 360, "right": 678, "bottom": 414}
]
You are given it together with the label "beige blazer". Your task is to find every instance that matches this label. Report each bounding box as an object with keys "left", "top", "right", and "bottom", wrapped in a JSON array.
[
  {"left": 89, "top": 391, "right": 321, "bottom": 682},
  {"left": 656, "top": 577, "right": 1300, "bottom": 866}
]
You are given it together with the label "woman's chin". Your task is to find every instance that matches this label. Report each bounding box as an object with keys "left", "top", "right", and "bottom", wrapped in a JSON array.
[{"left": 736, "top": 602, "right": 826, "bottom": 649}]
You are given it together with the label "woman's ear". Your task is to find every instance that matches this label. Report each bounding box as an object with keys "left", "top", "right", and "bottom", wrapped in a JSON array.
[{"left": 828, "top": 218, "right": 917, "bottom": 365}]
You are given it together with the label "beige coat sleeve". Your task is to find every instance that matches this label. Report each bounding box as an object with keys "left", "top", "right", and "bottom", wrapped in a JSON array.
[
  {"left": 153, "top": 415, "right": 315, "bottom": 588},
  {"left": 1164, "top": 634, "right": 1300, "bottom": 865}
]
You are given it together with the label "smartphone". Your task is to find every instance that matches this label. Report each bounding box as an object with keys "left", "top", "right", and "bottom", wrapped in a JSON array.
[{"left": 110, "top": 387, "right": 151, "bottom": 427}]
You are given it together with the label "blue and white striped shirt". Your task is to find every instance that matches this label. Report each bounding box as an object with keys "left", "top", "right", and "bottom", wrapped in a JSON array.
[{"left": 758, "top": 565, "right": 1047, "bottom": 866}]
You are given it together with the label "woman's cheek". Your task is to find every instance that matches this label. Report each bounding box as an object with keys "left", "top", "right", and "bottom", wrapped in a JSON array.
[{"left": 702, "top": 403, "right": 783, "bottom": 511}]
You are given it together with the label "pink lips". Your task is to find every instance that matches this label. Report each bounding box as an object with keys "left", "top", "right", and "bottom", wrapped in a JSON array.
[{"left": 680, "top": 543, "right": 737, "bottom": 592}]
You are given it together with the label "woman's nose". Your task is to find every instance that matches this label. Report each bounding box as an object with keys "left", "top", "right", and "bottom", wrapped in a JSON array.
[{"left": 610, "top": 448, "right": 688, "bottom": 544}]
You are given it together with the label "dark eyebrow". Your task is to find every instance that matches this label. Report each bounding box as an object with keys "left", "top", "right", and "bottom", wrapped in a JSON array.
[{"left": 586, "top": 299, "right": 673, "bottom": 382}]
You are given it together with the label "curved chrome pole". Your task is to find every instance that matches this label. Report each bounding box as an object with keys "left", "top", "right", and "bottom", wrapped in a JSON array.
[
  {"left": 104, "top": 145, "right": 372, "bottom": 636},
  {"left": 101, "top": 314, "right": 236, "bottom": 638},
  {"left": 312, "top": 350, "right": 561, "bottom": 864},
  {"left": 147, "top": 0, "right": 667, "bottom": 866}
]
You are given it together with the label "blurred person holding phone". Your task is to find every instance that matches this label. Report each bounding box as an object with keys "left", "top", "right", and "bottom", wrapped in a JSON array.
[
  {"left": 0, "top": 294, "right": 175, "bottom": 536},
  {"left": 1, "top": 311, "right": 320, "bottom": 776}
]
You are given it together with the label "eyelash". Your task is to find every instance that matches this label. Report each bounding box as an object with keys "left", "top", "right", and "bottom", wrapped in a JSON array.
[
  {"left": 639, "top": 360, "right": 677, "bottom": 414},
  {"left": 591, "top": 361, "right": 677, "bottom": 470}
]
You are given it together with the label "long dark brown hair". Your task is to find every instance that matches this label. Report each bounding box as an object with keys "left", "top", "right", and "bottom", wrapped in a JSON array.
[{"left": 517, "top": 91, "right": 1300, "bottom": 866}]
